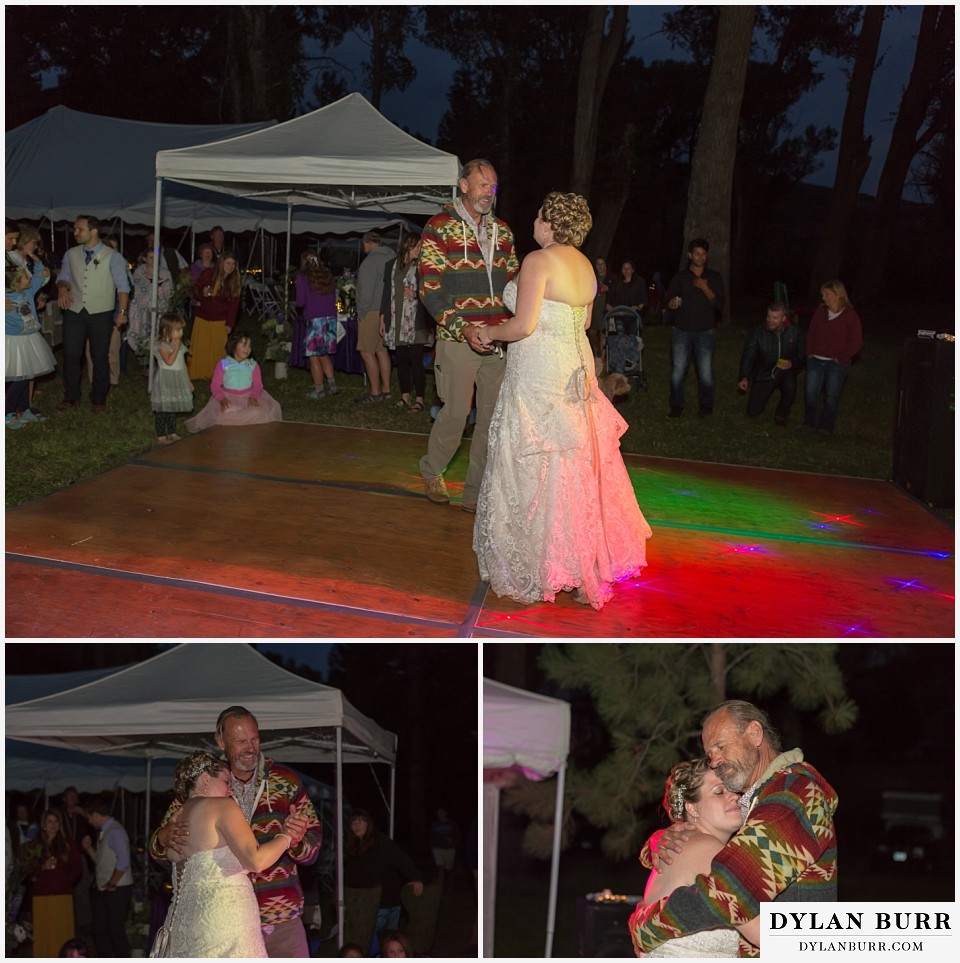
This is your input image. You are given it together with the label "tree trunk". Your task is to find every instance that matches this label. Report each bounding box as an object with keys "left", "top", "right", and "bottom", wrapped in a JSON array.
[
  {"left": 369, "top": 8, "right": 384, "bottom": 108},
  {"left": 585, "top": 122, "right": 637, "bottom": 260},
  {"left": 680, "top": 5, "right": 756, "bottom": 322},
  {"left": 242, "top": 8, "right": 271, "bottom": 120},
  {"left": 856, "top": 5, "right": 953, "bottom": 304},
  {"left": 494, "top": 9, "right": 523, "bottom": 226},
  {"left": 808, "top": 6, "right": 885, "bottom": 298},
  {"left": 571, "top": 6, "right": 628, "bottom": 196},
  {"left": 708, "top": 644, "right": 727, "bottom": 701},
  {"left": 223, "top": 19, "right": 244, "bottom": 122}
]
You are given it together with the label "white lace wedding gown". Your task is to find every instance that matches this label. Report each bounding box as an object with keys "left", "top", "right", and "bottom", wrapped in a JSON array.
[
  {"left": 474, "top": 280, "right": 652, "bottom": 609},
  {"left": 160, "top": 846, "right": 266, "bottom": 957},
  {"left": 643, "top": 928, "right": 741, "bottom": 957}
]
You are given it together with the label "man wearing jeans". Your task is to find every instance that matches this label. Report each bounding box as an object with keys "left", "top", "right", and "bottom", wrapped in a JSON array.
[
  {"left": 665, "top": 238, "right": 723, "bottom": 418},
  {"left": 418, "top": 159, "right": 519, "bottom": 511},
  {"left": 56, "top": 215, "right": 130, "bottom": 412}
]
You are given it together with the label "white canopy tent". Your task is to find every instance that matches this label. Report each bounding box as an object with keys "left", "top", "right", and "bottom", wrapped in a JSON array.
[
  {"left": 154, "top": 92, "right": 460, "bottom": 215},
  {"left": 5, "top": 643, "right": 398, "bottom": 943},
  {"left": 5, "top": 105, "right": 410, "bottom": 240},
  {"left": 147, "top": 92, "right": 461, "bottom": 367},
  {"left": 482, "top": 678, "right": 571, "bottom": 958}
]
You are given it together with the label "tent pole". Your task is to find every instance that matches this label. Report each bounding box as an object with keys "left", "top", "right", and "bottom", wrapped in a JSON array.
[
  {"left": 336, "top": 726, "right": 344, "bottom": 949},
  {"left": 148, "top": 177, "right": 164, "bottom": 393},
  {"left": 144, "top": 757, "right": 152, "bottom": 899},
  {"left": 483, "top": 783, "right": 501, "bottom": 959},
  {"left": 285, "top": 204, "right": 292, "bottom": 322},
  {"left": 544, "top": 765, "right": 566, "bottom": 958},
  {"left": 259, "top": 228, "right": 266, "bottom": 324},
  {"left": 388, "top": 762, "right": 396, "bottom": 838}
]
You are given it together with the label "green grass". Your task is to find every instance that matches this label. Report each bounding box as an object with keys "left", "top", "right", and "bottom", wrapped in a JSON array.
[{"left": 2, "top": 308, "right": 922, "bottom": 511}]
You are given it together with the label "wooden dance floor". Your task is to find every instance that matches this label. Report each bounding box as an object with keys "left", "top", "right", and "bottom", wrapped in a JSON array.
[{"left": 5, "top": 423, "right": 954, "bottom": 638}]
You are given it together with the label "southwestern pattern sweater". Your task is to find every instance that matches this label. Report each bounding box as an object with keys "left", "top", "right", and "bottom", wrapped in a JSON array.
[
  {"left": 631, "top": 751, "right": 838, "bottom": 957},
  {"left": 418, "top": 203, "right": 519, "bottom": 342},
  {"left": 152, "top": 756, "right": 321, "bottom": 925}
]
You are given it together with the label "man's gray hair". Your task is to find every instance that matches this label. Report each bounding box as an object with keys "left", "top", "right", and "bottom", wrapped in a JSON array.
[
  {"left": 215, "top": 705, "right": 258, "bottom": 741},
  {"left": 458, "top": 158, "right": 496, "bottom": 190},
  {"left": 704, "top": 699, "right": 782, "bottom": 752}
]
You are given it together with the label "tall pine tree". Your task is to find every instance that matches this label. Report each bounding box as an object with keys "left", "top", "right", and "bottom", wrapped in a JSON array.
[{"left": 503, "top": 643, "right": 856, "bottom": 860}]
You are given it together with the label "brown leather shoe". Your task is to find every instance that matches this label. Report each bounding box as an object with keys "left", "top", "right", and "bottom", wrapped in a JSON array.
[
  {"left": 423, "top": 474, "right": 449, "bottom": 505},
  {"left": 91, "top": 403, "right": 106, "bottom": 413},
  {"left": 56, "top": 399, "right": 77, "bottom": 411}
]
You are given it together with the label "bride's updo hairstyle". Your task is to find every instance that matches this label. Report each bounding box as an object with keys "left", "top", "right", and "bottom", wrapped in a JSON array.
[
  {"left": 174, "top": 750, "right": 227, "bottom": 800},
  {"left": 662, "top": 757, "right": 713, "bottom": 822},
  {"left": 541, "top": 192, "right": 592, "bottom": 248}
]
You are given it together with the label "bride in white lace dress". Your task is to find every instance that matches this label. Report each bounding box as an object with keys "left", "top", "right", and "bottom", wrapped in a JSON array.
[
  {"left": 635, "top": 759, "right": 760, "bottom": 957},
  {"left": 150, "top": 752, "right": 292, "bottom": 958},
  {"left": 473, "top": 191, "right": 651, "bottom": 609}
]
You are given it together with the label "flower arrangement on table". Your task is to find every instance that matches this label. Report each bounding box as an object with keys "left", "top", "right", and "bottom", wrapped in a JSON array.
[
  {"left": 261, "top": 314, "right": 293, "bottom": 362},
  {"left": 336, "top": 270, "right": 357, "bottom": 316}
]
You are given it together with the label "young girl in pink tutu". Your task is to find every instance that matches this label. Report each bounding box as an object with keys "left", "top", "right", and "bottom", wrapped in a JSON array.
[{"left": 185, "top": 329, "right": 281, "bottom": 433}]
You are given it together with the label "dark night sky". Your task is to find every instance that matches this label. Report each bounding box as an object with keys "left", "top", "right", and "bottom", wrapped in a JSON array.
[{"left": 327, "top": 5, "right": 927, "bottom": 199}]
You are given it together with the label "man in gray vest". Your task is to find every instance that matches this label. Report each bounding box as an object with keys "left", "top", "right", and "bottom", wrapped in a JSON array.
[{"left": 56, "top": 215, "right": 130, "bottom": 411}]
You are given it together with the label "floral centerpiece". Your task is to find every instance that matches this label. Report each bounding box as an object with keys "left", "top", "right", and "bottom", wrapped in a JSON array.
[
  {"left": 336, "top": 270, "right": 357, "bottom": 316},
  {"left": 261, "top": 313, "right": 293, "bottom": 363}
]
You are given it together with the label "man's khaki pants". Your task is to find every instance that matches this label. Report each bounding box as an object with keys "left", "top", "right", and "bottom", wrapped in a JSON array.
[{"left": 420, "top": 339, "right": 506, "bottom": 504}]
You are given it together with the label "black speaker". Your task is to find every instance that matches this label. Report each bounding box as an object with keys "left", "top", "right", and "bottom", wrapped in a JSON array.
[
  {"left": 892, "top": 337, "right": 954, "bottom": 507},
  {"left": 575, "top": 891, "right": 642, "bottom": 957}
]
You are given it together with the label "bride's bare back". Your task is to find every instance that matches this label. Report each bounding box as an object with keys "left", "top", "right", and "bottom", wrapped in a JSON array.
[
  {"left": 538, "top": 244, "right": 597, "bottom": 307},
  {"left": 171, "top": 797, "right": 283, "bottom": 874},
  {"left": 172, "top": 798, "right": 233, "bottom": 861}
]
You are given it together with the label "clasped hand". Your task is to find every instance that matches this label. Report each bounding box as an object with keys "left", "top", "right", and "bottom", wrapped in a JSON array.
[
  {"left": 466, "top": 323, "right": 500, "bottom": 355},
  {"left": 281, "top": 804, "right": 309, "bottom": 847},
  {"left": 647, "top": 821, "right": 694, "bottom": 873}
]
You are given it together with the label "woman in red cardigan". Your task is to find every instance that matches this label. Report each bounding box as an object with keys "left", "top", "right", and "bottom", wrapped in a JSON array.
[
  {"left": 22, "top": 809, "right": 82, "bottom": 957},
  {"left": 188, "top": 251, "right": 242, "bottom": 379},
  {"left": 803, "top": 279, "right": 863, "bottom": 434}
]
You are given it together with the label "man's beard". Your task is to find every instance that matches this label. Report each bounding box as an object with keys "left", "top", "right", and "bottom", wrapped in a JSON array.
[
  {"left": 716, "top": 746, "right": 760, "bottom": 792},
  {"left": 717, "top": 764, "right": 749, "bottom": 792}
]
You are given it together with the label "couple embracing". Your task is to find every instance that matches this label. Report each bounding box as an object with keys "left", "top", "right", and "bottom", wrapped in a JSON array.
[
  {"left": 148, "top": 706, "right": 320, "bottom": 958},
  {"left": 630, "top": 700, "right": 839, "bottom": 958}
]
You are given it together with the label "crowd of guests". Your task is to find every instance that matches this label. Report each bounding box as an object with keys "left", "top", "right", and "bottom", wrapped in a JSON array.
[
  {"left": 591, "top": 242, "right": 862, "bottom": 431},
  {"left": 8, "top": 782, "right": 475, "bottom": 959},
  {"left": 6, "top": 792, "right": 133, "bottom": 958},
  {"left": 6, "top": 212, "right": 864, "bottom": 443}
]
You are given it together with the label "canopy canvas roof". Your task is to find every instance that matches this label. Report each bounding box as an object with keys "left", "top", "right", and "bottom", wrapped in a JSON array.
[
  {"left": 483, "top": 678, "right": 571, "bottom": 778},
  {"left": 5, "top": 105, "right": 412, "bottom": 234},
  {"left": 155, "top": 92, "right": 460, "bottom": 215},
  {"left": 5, "top": 643, "right": 397, "bottom": 765},
  {"left": 483, "top": 679, "right": 571, "bottom": 958},
  {"left": 4, "top": 106, "right": 271, "bottom": 224}
]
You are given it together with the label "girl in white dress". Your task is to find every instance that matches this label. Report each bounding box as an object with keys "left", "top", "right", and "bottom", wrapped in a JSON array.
[
  {"left": 151, "top": 751, "right": 292, "bottom": 958},
  {"left": 150, "top": 313, "right": 193, "bottom": 445}
]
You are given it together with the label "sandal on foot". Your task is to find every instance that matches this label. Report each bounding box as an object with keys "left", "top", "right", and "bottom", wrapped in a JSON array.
[
  {"left": 395, "top": 398, "right": 412, "bottom": 409},
  {"left": 409, "top": 400, "right": 424, "bottom": 412},
  {"left": 354, "top": 393, "right": 380, "bottom": 405}
]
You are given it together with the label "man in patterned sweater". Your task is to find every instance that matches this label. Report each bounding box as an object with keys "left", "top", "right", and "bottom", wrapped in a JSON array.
[
  {"left": 630, "top": 700, "right": 838, "bottom": 957},
  {"left": 150, "top": 706, "right": 321, "bottom": 958},
  {"left": 418, "top": 158, "right": 519, "bottom": 511}
]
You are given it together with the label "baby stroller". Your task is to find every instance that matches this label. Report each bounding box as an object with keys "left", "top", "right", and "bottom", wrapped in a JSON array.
[{"left": 603, "top": 306, "right": 645, "bottom": 389}]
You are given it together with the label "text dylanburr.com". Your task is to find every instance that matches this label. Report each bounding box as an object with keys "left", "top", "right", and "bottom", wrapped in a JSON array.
[{"left": 762, "top": 903, "right": 954, "bottom": 960}]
